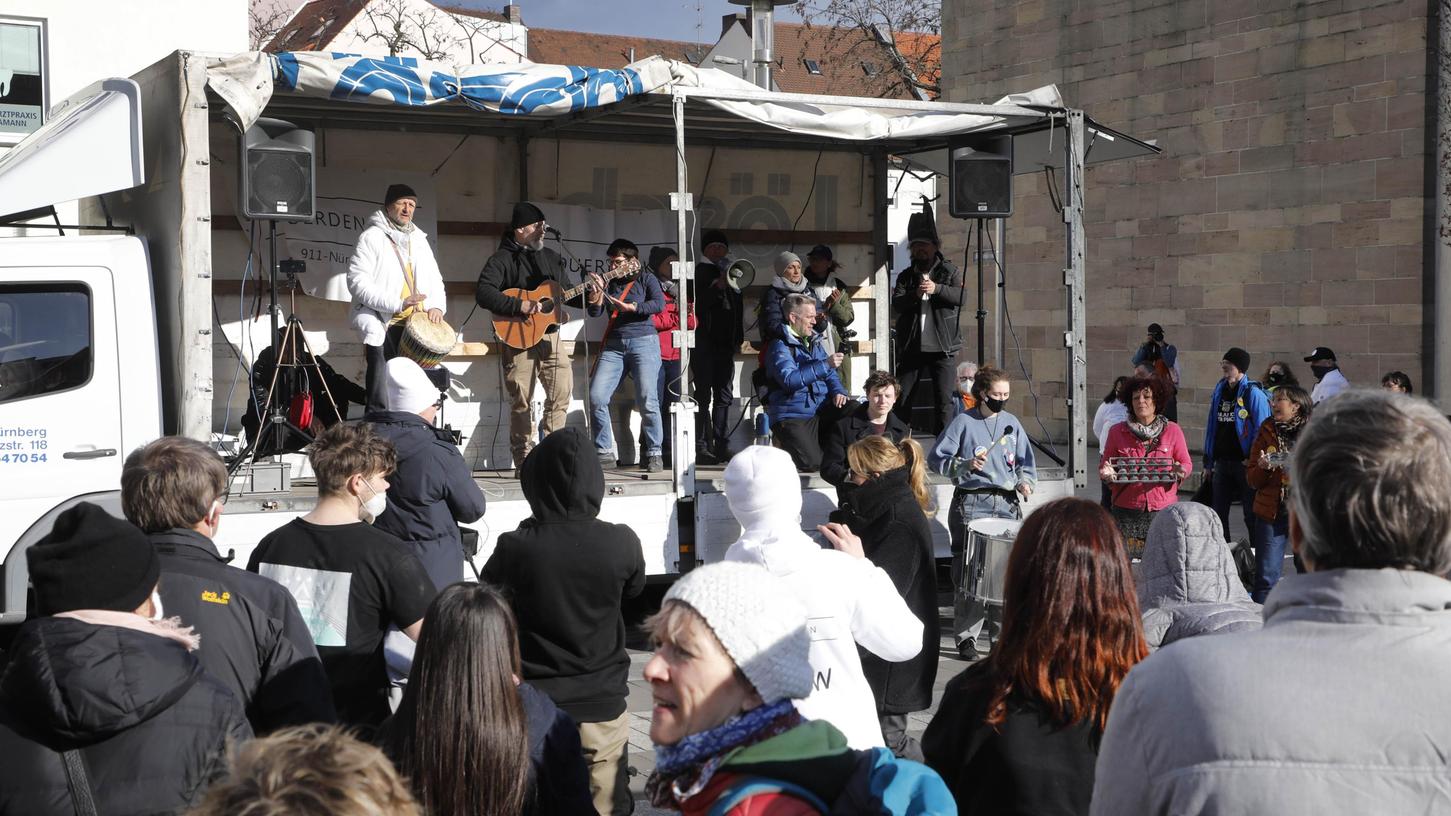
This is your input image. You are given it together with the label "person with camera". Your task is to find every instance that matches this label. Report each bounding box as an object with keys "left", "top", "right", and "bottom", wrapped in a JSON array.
[
  {"left": 1131, "top": 322, "right": 1179, "bottom": 421},
  {"left": 348, "top": 184, "right": 448, "bottom": 415}
]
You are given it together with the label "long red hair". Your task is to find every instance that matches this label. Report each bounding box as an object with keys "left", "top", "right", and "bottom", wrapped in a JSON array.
[{"left": 982, "top": 497, "right": 1147, "bottom": 732}]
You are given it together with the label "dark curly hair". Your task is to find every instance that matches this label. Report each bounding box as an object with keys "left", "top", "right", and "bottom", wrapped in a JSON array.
[{"left": 1117, "top": 376, "right": 1172, "bottom": 415}]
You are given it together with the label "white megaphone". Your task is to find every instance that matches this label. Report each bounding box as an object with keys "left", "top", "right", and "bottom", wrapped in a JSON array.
[{"left": 724, "top": 259, "right": 754, "bottom": 293}]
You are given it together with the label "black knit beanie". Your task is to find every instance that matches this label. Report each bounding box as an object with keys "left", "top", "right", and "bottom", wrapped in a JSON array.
[
  {"left": 28, "top": 502, "right": 160, "bottom": 616},
  {"left": 383, "top": 184, "right": 417, "bottom": 206},
  {"left": 1222, "top": 347, "right": 1251, "bottom": 375},
  {"left": 510, "top": 201, "right": 546, "bottom": 230}
]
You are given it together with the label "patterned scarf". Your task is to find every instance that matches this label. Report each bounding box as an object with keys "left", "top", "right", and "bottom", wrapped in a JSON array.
[
  {"left": 645, "top": 699, "right": 801, "bottom": 808},
  {"left": 1272, "top": 413, "right": 1306, "bottom": 502},
  {"left": 1127, "top": 415, "right": 1167, "bottom": 449}
]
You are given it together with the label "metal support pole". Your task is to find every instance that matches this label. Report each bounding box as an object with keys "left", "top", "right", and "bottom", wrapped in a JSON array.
[
  {"left": 1434, "top": 0, "right": 1450, "bottom": 406},
  {"left": 870, "top": 150, "right": 890, "bottom": 375},
  {"left": 975, "top": 218, "right": 986, "bottom": 364},
  {"left": 995, "top": 218, "right": 1006, "bottom": 368},
  {"left": 1064, "top": 111, "right": 1088, "bottom": 488},
  {"left": 672, "top": 92, "right": 696, "bottom": 498}
]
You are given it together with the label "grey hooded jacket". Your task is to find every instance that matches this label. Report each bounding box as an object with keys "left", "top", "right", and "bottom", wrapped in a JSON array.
[
  {"left": 1136, "top": 503, "right": 1262, "bottom": 650},
  {"left": 1093, "top": 568, "right": 1451, "bottom": 815}
]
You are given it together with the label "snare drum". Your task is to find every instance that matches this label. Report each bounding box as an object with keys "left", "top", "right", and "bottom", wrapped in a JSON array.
[
  {"left": 967, "top": 517, "right": 1021, "bottom": 606},
  {"left": 398, "top": 312, "right": 456, "bottom": 369}
]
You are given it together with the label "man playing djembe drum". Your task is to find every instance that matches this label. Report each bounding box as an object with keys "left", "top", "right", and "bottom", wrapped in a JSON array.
[
  {"left": 347, "top": 183, "right": 448, "bottom": 414},
  {"left": 928, "top": 364, "right": 1037, "bottom": 662}
]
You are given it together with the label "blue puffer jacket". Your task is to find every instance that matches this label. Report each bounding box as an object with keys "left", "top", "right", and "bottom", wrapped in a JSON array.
[
  {"left": 1202, "top": 376, "right": 1270, "bottom": 465},
  {"left": 764, "top": 329, "right": 846, "bottom": 422}
]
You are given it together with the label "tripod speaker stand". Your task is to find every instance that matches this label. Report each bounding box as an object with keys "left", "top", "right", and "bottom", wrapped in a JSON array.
[{"left": 227, "top": 221, "right": 342, "bottom": 479}]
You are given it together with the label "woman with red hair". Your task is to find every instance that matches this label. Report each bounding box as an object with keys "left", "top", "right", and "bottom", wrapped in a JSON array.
[
  {"left": 1098, "top": 375, "right": 1192, "bottom": 558},
  {"left": 921, "top": 498, "right": 1148, "bottom": 814}
]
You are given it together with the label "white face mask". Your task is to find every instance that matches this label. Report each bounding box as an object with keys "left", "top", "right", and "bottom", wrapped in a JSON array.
[
  {"left": 149, "top": 589, "right": 165, "bottom": 621},
  {"left": 360, "top": 480, "right": 388, "bottom": 523}
]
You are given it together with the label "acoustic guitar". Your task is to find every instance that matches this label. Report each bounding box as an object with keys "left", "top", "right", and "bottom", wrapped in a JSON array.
[{"left": 492, "top": 263, "right": 640, "bottom": 350}]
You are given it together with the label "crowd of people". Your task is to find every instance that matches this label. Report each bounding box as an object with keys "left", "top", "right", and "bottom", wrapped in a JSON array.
[{"left": 4, "top": 186, "right": 1448, "bottom": 815}]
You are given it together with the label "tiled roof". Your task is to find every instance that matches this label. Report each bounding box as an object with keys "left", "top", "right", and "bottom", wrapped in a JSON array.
[
  {"left": 434, "top": 4, "right": 506, "bottom": 23},
  {"left": 526, "top": 28, "right": 709, "bottom": 68},
  {"left": 759, "top": 20, "right": 941, "bottom": 100},
  {"left": 266, "top": 0, "right": 368, "bottom": 52}
]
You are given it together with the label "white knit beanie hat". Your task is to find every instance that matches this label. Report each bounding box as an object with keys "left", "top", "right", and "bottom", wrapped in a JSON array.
[
  {"left": 385, "top": 357, "right": 439, "bottom": 414},
  {"left": 723, "top": 445, "right": 802, "bottom": 532},
  {"left": 664, "top": 562, "right": 813, "bottom": 704}
]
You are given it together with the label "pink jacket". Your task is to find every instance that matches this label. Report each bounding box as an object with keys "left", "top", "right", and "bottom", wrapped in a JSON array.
[
  {"left": 1100, "top": 421, "right": 1193, "bottom": 512},
  {"left": 652, "top": 290, "right": 697, "bottom": 361}
]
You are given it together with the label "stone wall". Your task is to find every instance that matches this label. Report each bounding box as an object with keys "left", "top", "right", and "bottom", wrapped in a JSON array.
[{"left": 939, "top": 0, "right": 1429, "bottom": 449}]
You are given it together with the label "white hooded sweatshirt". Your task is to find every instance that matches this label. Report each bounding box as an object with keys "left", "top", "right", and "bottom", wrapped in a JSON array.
[
  {"left": 347, "top": 210, "right": 447, "bottom": 346},
  {"left": 722, "top": 446, "right": 924, "bottom": 749}
]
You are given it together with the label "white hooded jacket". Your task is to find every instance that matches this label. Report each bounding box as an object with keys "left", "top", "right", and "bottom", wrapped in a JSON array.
[
  {"left": 722, "top": 446, "right": 923, "bottom": 749},
  {"left": 347, "top": 210, "right": 447, "bottom": 346}
]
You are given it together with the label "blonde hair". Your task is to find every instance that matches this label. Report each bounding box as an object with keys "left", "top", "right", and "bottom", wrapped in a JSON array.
[
  {"left": 189, "top": 725, "right": 421, "bottom": 816},
  {"left": 846, "top": 436, "right": 933, "bottom": 514}
]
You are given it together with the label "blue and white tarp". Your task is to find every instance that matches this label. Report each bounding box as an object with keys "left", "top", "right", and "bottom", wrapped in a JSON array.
[
  {"left": 205, "top": 51, "right": 1067, "bottom": 144},
  {"left": 207, "top": 51, "right": 677, "bottom": 129}
]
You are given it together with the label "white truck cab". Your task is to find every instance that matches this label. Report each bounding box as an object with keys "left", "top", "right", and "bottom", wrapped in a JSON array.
[{"left": 0, "top": 236, "right": 163, "bottom": 622}]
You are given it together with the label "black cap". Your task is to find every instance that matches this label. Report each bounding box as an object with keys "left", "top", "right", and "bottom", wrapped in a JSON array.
[
  {"left": 1147, "top": 322, "right": 1164, "bottom": 335},
  {"left": 1304, "top": 346, "right": 1337, "bottom": 363},
  {"left": 510, "top": 201, "right": 546, "bottom": 230},
  {"left": 701, "top": 229, "right": 729, "bottom": 250},
  {"left": 384, "top": 184, "right": 417, "bottom": 206},
  {"left": 606, "top": 238, "right": 638, "bottom": 258},
  {"left": 806, "top": 244, "right": 832, "bottom": 260},
  {"left": 28, "top": 502, "right": 160, "bottom": 616},
  {"left": 907, "top": 211, "right": 938, "bottom": 245},
  {"left": 1222, "top": 347, "right": 1251, "bottom": 374},
  {"left": 647, "top": 246, "right": 677, "bottom": 272}
]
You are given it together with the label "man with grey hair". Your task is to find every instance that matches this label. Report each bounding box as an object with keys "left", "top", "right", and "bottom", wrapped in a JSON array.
[
  {"left": 762, "top": 293, "right": 849, "bottom": 471},
  {"left": 1092, "top": 390, "right": 1451, "bottom": 815}
]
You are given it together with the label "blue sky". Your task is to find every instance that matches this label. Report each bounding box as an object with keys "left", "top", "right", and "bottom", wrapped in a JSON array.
[{"left": 459, "top": 1, "right": 804, "bottom": 43}]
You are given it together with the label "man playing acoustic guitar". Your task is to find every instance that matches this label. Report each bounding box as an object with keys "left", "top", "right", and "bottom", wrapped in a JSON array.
[{"left": 475, "top": 202, "right": 577, "bottom": 469}]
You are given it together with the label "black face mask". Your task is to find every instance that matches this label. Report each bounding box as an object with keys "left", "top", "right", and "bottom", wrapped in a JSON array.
[
  {"left": 983, "top": 396, "right": 1007, "bottom": 413},
  {"left": 1266, "top": 371, "right": 1286, "bottom": 385},
  {"left": 1311, "top": 364, "right": 1333, "bottom": 380}
]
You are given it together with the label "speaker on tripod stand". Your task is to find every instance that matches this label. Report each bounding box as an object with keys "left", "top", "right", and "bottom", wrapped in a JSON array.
[
  {"left": 226, "top": 117, "right": 330, "bottom": 481},
  {"left": 948, "top": 134, "right": 1012, "bottom": 219}
]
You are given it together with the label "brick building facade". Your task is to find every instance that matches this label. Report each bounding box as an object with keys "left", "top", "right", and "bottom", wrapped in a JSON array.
[{"left": 939, "top": 0, "right": 1430, "bottom": 449}]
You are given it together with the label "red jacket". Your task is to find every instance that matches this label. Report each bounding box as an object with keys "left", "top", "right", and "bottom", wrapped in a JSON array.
[
  {"left": 652, "top": 290, "right": 697, "bottom": 362},
  {"left": 1100, "top": 420, "right": 1193, "bottom": 512},
  {"left": 679, "top": 771, "right": 823, "bottom": 816}
]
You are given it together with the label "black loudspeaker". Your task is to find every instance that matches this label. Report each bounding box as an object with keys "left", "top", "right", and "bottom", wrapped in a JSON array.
[
  {"left": 239, "top": 118, "right": 315, "bottom": 222},
  {"left": 948, "top": 135, "right": 1012, "bottom": 219}
]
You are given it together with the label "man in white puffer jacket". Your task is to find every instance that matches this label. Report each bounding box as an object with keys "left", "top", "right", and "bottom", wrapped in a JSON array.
[
  {"left": 722, "top": 445, "right": 923, "bottom": 749},
  {"left": 347, "top": 184, "right": 448, "bottom": 414}
]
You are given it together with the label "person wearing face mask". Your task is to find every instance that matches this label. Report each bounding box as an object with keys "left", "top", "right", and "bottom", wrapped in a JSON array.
[
  {"left": 122, "top": 437, "right": 335, "bottom": 734},
  {"left": 0, "top": 502, "right": 252, "bottom": 815},
  {"left": 249, "top": 422, "right": 434, "bottom": 734},
  {"left": 368, "top": 358, "right": 486, "bottom": 590},
  {"left": 949, "top": 360, "right": 979, "bottom": 419},
  {"left": 348, "top": 184, "right": 448, "bottom": 415},
  {"left": 1260, "top": 360, "right": 1299, "bottom": 395},
  {"left": 1203, "top": 347, "right": 1272, "bottom": 548},
  {"left": 929, "top": 364, "right": 1037, "bottom": 662},
  {"left": 1304, "top": 346, "right": 1350, "bottom": 404}
]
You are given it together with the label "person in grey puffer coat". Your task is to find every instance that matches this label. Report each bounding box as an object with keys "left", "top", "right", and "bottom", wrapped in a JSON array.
[
  {"left": 1135, "top": 503, "right": 1261, "bottom": 651},
  {"left": 1093, "top": 391, "right": 1451, "bottom": 815}
]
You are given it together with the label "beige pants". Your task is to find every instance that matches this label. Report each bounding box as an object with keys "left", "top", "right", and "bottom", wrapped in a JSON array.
[
  {"left": 577, "top": 712, "right": 630, "bottom": 816},
  {"left": 501, "top": 331, "right": 573, "bottom": 464}
]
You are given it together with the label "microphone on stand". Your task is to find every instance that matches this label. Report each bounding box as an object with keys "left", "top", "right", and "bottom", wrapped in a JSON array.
[{"left": 544, "top": 225, "right": 562, "bottom": 238}]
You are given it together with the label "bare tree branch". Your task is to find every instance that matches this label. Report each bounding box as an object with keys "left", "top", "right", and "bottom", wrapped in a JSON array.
[
  {"left": 356, "top": 0, "right": 458, "bottom": 59},
  {"left": 447, "top": 8, "right": 526, "bottom": 64},
  {"left": 249, "top": 0, "right": 292, "bottom": 50},
  {"left": 793, "top": 0, "right": 941, "bottom": 98}
]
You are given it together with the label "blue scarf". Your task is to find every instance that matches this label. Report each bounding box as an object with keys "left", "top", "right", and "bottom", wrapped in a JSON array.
[{"left": 647, "top": 699, "right": 801, "bottom": 806}]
